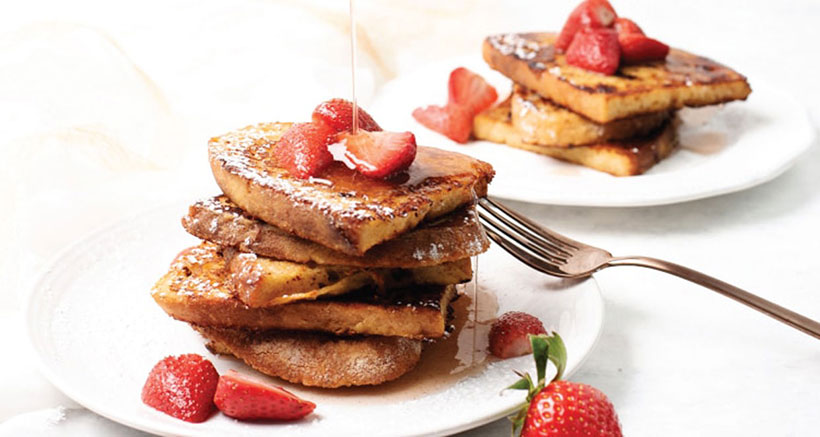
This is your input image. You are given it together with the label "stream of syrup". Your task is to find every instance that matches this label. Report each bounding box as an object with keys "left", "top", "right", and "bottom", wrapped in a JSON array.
[
  {"left": 349, "top": 0, "right": 359, "bottom": 134},
  {"left": 336, "top": 5, "right": 495, "bottom": 395}
]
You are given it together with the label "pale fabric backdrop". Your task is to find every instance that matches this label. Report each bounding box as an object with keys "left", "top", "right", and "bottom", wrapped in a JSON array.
[{"left": 3, "top": 0, "right": 818, "bottom": 312}]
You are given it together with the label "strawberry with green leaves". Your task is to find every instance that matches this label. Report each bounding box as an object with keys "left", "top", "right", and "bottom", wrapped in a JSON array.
[{"left": 508, "top": 333, "right": 622, "bottom": 437}]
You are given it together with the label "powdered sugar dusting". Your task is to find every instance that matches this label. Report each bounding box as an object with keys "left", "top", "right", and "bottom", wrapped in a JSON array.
[
  {"left": 152, "top": 243, "right": 232, "bottom": 300},
  {"left": 488, "top": 33, "right": 542, "bottom": 60},
  {"left": 211, "top": 123, "right": 396, "bottom": 222},
  {"left": 413, "top": 242, "right": 445, "bottom": 262}
]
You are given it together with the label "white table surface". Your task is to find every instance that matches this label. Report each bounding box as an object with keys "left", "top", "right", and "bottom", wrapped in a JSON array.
[{"left": 1, "top": 0, "right": 818, "bottom": 435}]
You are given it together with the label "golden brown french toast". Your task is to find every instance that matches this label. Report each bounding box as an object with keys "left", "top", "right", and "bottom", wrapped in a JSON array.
[
  {"left": 223, "top": 247, "right": 471, "bottom": 308},
  {"left": 195, "top": 325, "right": 422, "bottom": 388},
  {"left": 182, "top": 196, "right": 489, "bottom": 268},
  {"left": 209, "top": 122, "right": 494, "bottom": 256},
  {"left": 511, "top": 84, "right": 670, "bottom": 146},
  {"left": 151, "top": 243, "right": 458, "bottom": 338},
  {"left": 483, "top": 33, "right": 751, "bottom": 123},
  {"left": 474, "top": 100, "right": 677, "bottom": 176}
]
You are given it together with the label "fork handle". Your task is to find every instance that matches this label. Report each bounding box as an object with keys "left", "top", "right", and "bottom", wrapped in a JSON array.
[{"left": 608, "top": 256, "right": 820, "bottom": 340}]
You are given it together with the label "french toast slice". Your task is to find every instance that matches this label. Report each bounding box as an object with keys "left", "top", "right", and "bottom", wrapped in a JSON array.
[
  {"left": 194, "top": 325, "right": 423, "bottom": 388},
  {"left": 483, "top": 33, "right": 751, "bottom": 123},
  {"left": 182, "top": 196, "right": 489, "bottom": 268},
  {"left": 209, "top": 122, "right": 494, "bottom": 256},
  {"left": 474, "top": 99, "right": 677, "bottom": 176},
  {"left": 151, "top": 243, "right": 458, "bottom": 338},
  {"left": 511, "top": 84, "right": 671, "bottom": 146},
  {"left": 223, "top": 247, "right": 472, "bottom": 307}
]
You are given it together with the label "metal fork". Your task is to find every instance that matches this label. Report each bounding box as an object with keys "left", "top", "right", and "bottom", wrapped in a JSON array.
[{"left": 477, "top": 197, "right": 820, "bottom": 340}]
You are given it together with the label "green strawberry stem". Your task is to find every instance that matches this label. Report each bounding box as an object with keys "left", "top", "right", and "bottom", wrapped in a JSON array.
[{"left": 506, "top": 332, "right": 568, "bottom": 436}]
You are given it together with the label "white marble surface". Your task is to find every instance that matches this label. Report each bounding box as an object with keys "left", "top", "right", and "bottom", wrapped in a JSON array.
[{"left": 1, "top": 0, "right": 819, "bottom": 435}]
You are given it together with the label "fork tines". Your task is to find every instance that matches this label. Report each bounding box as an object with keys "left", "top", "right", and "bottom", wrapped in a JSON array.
[{"left": 477, "top": 197, "right": 579, "bottom": 277}]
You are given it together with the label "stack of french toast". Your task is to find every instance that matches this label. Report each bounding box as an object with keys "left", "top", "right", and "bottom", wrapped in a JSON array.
[
  {"left": 151, "top": 121, "right": 494, "bottom": 388},
  {"left": 474, "top": 32, "right": 752, "bottom": 176}
]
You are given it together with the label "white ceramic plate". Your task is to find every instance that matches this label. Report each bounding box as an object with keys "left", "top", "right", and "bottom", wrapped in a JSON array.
[
  {"left": 26, "top": 203, "right": 604, "bottom": 437},
  {"left": 370, "top": 56, "right": 816, "bottom": 207}
]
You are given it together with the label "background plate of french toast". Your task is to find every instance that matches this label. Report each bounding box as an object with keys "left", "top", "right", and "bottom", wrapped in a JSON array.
[
  {"left": 26, "top": 201, "right": 603, "bottom": 436},
  {"left": 371, "top": 46, "right": 815, "bottom": 207}
]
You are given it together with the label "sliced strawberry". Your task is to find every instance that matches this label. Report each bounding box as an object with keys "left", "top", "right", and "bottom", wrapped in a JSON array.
[
  {"left": 141, "top": 354, "right": 219, "bottom": 423},
  {"left": 565, "top": 27, "right": 621, "bottom": 75},
  {"left": 619, "top": 32, "right": 670, "bottom": 63},
  {"left": 488, "top": 311, "right": 547, "bottom": 359},
  {"left": 273, "top": 122, "right": 335, "bottom": 179},
  {"left": 447, "top": 67, "right": 498, "bottom": 116},
  {"left": 555, "top": 0, "right": 618, "bottom": 52},
  {"left": 312, "top": 98, "right": 381, "bottom": 133},
  {"left": 214, "top": 370, "right": 315, "bottom": 421},
  {"left": 412, "top": 104, "right": 472, "bottom": 143},
  {"left": 613, "top": 17, "right": 644, "bottom": 36},
  {"left": 331, "top": 130, "right": 417, "bottom": 178}
]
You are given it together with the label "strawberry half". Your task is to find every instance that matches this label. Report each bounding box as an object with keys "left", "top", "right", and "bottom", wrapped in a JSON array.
[
  {"left": 214, "top": 370, "right": 316, "bottom": 421},
  {"left": 412, "top": 104, "right": 473, "bottom": 143},
  {"left": 331, "top": 130, "right": 417, "bottom": 178},
  {"left": 488, "top": 311, "right": 547, "bottom": 359},
  {"left": 565, "top": 27, "right": 621, "bottom": 75},
  {"left": 141, "top": 354, "right": 219, "bottom": 423},
  {"left": 312, "top": 98, "right": 382, "bottom": 133},
  {"left": 447, "top": 67, "right": 498, "bottom": 116},
  {"left": 273, "top": 122, "right": 335, "bottom": 179},
  {"left": 619, "top": 32, "right": 670, "bottom": 63},
  {"left": 555, "top": 0, "right": 618, "bottom": 52},
  {"left": 613, "top": 17, "right": 644, "bottom": 36}
]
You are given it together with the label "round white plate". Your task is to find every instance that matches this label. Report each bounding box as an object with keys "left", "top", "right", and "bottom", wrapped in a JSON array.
[
  {"left": 370, "top": 56, "right": 816, "bottom": 207},
  {"left": 26, "top": 204, "right": 604, "bottom": 437}
]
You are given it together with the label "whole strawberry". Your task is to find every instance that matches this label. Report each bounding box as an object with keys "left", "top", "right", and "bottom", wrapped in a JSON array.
[
  {"left": 508, "top": 334, "right": 622, "bottom": 437},
  {"left": 141, "top": 354, "right": 219, "bottom": 423}
]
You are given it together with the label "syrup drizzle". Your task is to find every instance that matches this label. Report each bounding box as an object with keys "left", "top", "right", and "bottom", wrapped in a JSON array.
[
  {"left": 349, "top": 0, "right": 359, "bottom": 134},
  {"left": 470, "top": 188, "right": 483, "bottom": 365}
]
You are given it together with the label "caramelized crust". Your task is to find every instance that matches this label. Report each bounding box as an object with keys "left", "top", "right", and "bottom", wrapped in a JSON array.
[
  {"left": 151, "top": 243, "right": 458, "bottom": 338},
  {"left": 483, "top": 33, "right": 751, "bottom": 123},
  {"left": 182, "top": 196, "right": 489, "bottom": 268},
  {"left": 195, "top": 325, "right": 422, "bottom": 388},
  {"left": 209, "top": 122, "right": 494, "bottom": 255},
  {"left": 511, "top": 84, "right": 671, "bottom": 146},
  {"left": 474, "top": 99, "right": 677, "bottom": 176}
]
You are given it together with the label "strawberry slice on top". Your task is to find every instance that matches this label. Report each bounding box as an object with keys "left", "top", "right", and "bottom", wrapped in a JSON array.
[
  {"left": 214, "top": 369, "right": 316, "bottom": 421},
  {"left": 613, "top": 17, "right": 644, "bottom": 36},
  {"left": 618, "top": 32, "right": 669, "bottom": 63},
  {"left": 273, "top": 122, "right": 336, "bottom": 179},
  {"left": 312, "top": 98, "right": 382, "bottom": 133},
  {"left": 331, "top": 130, "right": 417, "bottom": 178},
  {"left": 555, "top": 0, "right": 618, "bottom": 52},
  {"left": 447, "top": 67, "right": 498, "bottom": 116}
]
